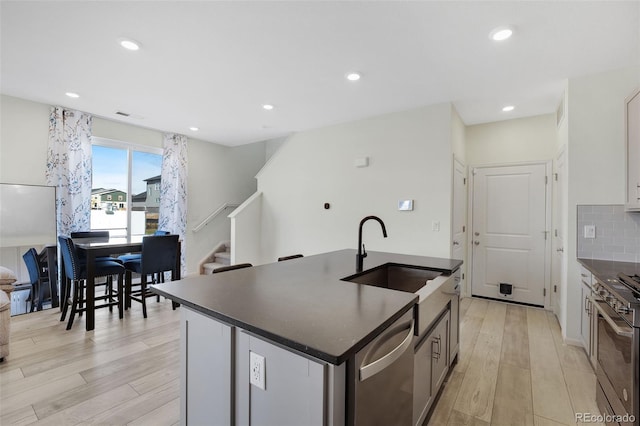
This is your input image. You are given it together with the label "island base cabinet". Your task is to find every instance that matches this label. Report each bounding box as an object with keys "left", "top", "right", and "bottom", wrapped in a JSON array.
[
  {"left": 181, "top": 307, "right": 233, "bottom": 426},
  {"left": 236, "top": 331, "right": 346, "bottom": 426},
  {"left": 413, "top": 309, "right": 450, "bottom": 426}
]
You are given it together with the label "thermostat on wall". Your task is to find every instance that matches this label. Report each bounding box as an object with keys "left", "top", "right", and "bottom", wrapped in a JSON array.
[{"left": 398, "top": 200, "right": 413, "bottom": 211}]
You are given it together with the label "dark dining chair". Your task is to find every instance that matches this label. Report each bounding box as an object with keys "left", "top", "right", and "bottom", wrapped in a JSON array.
[
  {"left": 277, "top": 254, "right": 304, "bottom": 262},
  {"left": 58, "top": 236, "right": 125, "bottom": 330},
  {"left": 122, "top": 234, "right": 179, "bottom": 318},
  {"left": 117, "top": 230, "right": 170, "bottom": 263},
  {"left": 212, "top": 263, "right": 253, "bottom": 273},
  {"left": 22, "top": 248, "right": 50, "bottom": 312},
  {"left": 70, "top": 231, "right": 124, "bottom": 264}
]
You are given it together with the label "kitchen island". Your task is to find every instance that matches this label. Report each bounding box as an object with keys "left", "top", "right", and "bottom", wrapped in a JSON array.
[{"left": 152, "top": 249, "right": 462, "bottom": 425}]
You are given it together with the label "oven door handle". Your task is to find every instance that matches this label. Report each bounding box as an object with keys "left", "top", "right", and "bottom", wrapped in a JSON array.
[{"left": 589, "top": 296, "right": 634, "bottom": 338}]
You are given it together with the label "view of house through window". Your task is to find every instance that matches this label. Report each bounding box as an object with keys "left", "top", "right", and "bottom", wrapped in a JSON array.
[{"left": 91, "top": 140, "right": 163, "bottom": 238}]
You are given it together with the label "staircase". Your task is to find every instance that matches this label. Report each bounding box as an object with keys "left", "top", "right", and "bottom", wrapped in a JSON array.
[{"left": 199, "top": 241, "right": 232, "bottom": 274}]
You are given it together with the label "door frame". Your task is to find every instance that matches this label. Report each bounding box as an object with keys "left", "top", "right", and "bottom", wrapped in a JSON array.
[
  {"left": 551, "top": 146, "right": 567, "bottom": 316},
  {"left": 451, "top": 154, "right": 468, "bottom": 296},
  {"left": 467, "top": 160, "right": 553, "bottom": 308}
]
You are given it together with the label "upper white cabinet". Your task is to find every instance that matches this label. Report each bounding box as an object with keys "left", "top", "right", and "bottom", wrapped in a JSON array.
[{"left": 626, "top": 88, "right": 640, "bottom": 211}]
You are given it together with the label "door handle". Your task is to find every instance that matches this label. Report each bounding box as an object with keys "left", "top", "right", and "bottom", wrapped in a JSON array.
[
  {"left": 556, "top": 248, "right": 564, "bottom": 253},
  {"left": 453, "top": 241, "right": 459, "bottom": 246},
  {"left": 474, "top": 241, "right": 480, "bottom": 245},
  {"left": 432, "top": 335, "right": 441, "bottom": 360},
  {"left": 474, "top": 232, "right": 480, "bottom": 236},
  {"left": 359, "top": 320, "right": 414, "bottom": 381},
  {"left": 589, "top": 296, "right": 633, "bottom": 338}
]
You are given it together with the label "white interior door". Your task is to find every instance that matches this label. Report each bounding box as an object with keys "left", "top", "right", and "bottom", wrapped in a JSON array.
[
  {"left": 452, "top": 156, "right": 467, "bottom": 294},
  {"left": 471, "top": 163, "right": 549, "bottom": 306},
  {"left": 551, "top": 149, "right": 566, "bottom": 315}
]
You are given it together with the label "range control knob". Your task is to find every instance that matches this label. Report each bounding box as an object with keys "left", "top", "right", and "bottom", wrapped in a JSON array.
[{"left": 617, "top": 305, "right": 630, "bottom": 315}]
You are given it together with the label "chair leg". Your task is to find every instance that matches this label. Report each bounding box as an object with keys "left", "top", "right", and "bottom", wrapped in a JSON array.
[
  {"left": 66, "top": 280, "right": 80, "bottom": 330},
  {"left": 107, "top": 275, "right": 113, "bottom": 313},
  {"left": 60, "top": 278, "right": 71, "bottom": 322},
  {"left": 37, "top": 279, "right": 46, "bottom": 311},
  {"left": 141, "top": 274, "right": 148, "bottom": 319},
  {"left": 29, "top": 283, "right": 36, "bottom": 313},
  {"left": 117, "top": 273, "right": 124, "bottom": 319},
  {"left": 125, "top": 270, "right": 132, "bottom": 310},
  {"left": 78, "top": 280, "right": 84, "bottom": 317}
]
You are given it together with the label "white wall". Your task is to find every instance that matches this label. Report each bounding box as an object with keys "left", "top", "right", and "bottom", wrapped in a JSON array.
[
  {"left": 466, "top": 114, "right": 557, "bottom": 165},
  {"left": 0, "top": 95, "right": 51, "bottom": 185},
  {"left": 187, "top": 138, "right": 265, "bottom": 272},
  {"left": 256, "top": 103, "right": 455, "bottom": 264},
  {"left": 451, "top": 106, "right": 466, "bottom": 165},
  {"left": 230, "top": 191, "right": 263, "bottom": 265},
  {"left": 564, "top": 67, "right": 639, "bottom": 341},
  {"left": 0, "top": 94, "right": 266, "bottom": 275}
]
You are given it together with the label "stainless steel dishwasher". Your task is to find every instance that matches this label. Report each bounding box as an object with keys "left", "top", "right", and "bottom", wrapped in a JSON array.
[{"left": 350, "top": 309, "right": 415, "bottom": 425}]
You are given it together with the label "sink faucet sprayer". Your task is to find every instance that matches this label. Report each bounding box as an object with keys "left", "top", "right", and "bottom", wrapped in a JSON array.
[{"left": 356, "top": 216, "right": 388, "bottom": 272}]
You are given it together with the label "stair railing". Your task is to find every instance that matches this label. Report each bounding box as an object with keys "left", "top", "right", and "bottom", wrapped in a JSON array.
[{"left": 192, "top": 202, "right": 240, "bottom": 233}]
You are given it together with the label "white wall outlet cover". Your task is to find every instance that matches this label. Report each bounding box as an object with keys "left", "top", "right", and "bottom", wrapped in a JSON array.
[
  {"left": 249, "top": 351, "right": 266, "bottom": 390},
  {"left": 432, "top": 221, "right": 440, "bottom": 232},
  {"left": 584, "top": 225, "right": 596, "bottom": 239},
  {"left": 354, "top": 157, "right": 369, "bottom": 168}
]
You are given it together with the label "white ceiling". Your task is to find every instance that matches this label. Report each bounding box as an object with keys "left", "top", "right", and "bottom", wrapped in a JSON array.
[{"left": 2, "top": 1, "right": 639, "bottom": 146}]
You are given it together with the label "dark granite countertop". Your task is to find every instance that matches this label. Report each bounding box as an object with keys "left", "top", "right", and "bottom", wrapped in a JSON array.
[
  {"left": 152, "top": 249, "right": 462, "bottom": 365},
  {"left": 577, "top": 258, "right": 640, "bottom": 284}
]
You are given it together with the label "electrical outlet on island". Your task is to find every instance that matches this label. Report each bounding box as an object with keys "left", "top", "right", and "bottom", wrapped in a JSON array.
[{"left": 250, "top": 351, "right": 266, "bottom": 390}]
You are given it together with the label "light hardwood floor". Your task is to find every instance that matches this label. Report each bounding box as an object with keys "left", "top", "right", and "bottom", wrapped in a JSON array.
[
  {"left": 429, "top": 297, "right": 603, "bottom": 426},
  {"left": 0, "top": 297, "right": 601, "bottom": 425}
]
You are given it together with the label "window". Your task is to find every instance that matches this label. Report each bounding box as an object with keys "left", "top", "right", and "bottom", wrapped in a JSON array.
[{"left": 91, "top": 138, "right": 163, "bottom": 237}]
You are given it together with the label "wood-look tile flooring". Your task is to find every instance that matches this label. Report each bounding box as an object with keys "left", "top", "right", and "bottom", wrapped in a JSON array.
[
  {"left": 0, "top": 297, "right": 602, "bottom": 425},
  {"left": 428, "top": 297, "right": 603, "bottom": 426}
]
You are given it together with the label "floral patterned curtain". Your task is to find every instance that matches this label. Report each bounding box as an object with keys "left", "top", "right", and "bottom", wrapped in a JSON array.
[
  {"left": 159, "top": 133, "right": 188, "bottom": 275},
  {"left": 45, "top": 107, "right": 93, "bottom": 236}
]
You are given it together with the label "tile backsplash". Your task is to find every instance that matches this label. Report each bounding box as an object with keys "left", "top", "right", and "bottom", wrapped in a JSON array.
[{"left": 577, "top": 205, "right": 640, "bottom": 262}]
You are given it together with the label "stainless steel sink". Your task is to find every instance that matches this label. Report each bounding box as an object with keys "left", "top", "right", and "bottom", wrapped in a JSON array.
[
  {"left": 342, "top": 265, "right": 442, "bottom": 294},
  {"left": 343, "top": 264, "right": 458, "bottom": 338}
]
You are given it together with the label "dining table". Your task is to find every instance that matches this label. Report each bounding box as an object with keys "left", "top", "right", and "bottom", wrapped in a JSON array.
[{"left": 71, "top": 235, "right": 181, "bottom": 331}]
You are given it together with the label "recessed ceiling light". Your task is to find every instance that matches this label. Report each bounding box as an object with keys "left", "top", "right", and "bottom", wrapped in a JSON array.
[
  {"left": 502, "top": 105, "right": 515, "bottom": 112},
  {"left": 489, "top": 26, "right": 513, "bottom": 41},
  {"left": 262, "top": 104, "right": 274, "bottom": 111},
  {"left": 65, "top": 92, "right": 80, "bottom": 98},
  {"left": 189, "top": 127, "right": 199, "bottom": 132},
  {"left": 346, "top": 72, "right": 361, "bottom": 81},
  {"left": 118, "top": 38, "right": 141, "bottom": 51}
]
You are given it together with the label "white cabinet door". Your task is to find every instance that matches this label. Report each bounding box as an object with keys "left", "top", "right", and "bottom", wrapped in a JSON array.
[
  {"left": 181, "top": 308, "right": 233, "bottom": 426},
  {"left": 580, "top": 282, "right": 591, "bottom": 353},
  {"left": 626, "top": 89, "right": 640, "bottom": 210},
  {"left": 430, "top": 311, "right": 450, "bottom": 395}
]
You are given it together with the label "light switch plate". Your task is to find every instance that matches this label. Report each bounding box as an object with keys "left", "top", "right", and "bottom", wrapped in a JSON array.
[
  {"left": 249, "top": 351, "right": 266, "bottom": 390},
  {"left": 584, "top": 225, "right": 596, "bottom": 239}
]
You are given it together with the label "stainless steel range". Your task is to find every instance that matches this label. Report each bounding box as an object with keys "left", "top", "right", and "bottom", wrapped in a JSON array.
[{"left": 590, "top": 273, "right": 640, "bottom": 426}]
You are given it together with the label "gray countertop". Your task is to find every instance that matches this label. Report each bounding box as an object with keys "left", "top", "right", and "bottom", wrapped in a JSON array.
[
  {"left": 578, "top": 258, "right": 640, "bottom": 284},
  {"left": 151, "top": 249, "right": 462, "bottom": 364}
]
